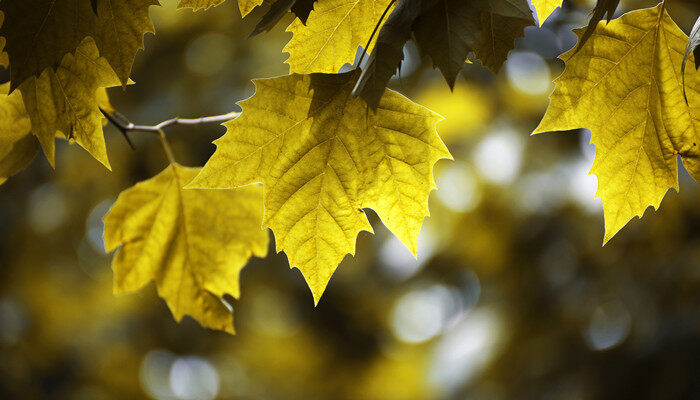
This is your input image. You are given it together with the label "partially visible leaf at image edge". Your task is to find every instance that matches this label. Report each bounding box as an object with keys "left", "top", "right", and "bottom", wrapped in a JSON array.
[
  {"left": 354, "top": 0, "right": 534, "bottom": 108},
  {"left": 0, "top": 0, "right": 157, "bottom": 89},
  {"left": 535, "top": 4, "right": 699, "bottom": 243},
  {"left": 284, "top": 0, "right": 394, "bottom": 74}
]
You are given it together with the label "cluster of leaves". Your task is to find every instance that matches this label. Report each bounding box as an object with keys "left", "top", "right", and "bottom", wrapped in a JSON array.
[{"left": 0, "top": 0, "right": 697, "bottom": 333}]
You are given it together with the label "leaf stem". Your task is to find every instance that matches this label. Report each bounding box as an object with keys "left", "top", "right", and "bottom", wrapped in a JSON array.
[
  {"left": 99, "top": 107, "right": 240, "bottom": 164},
  {"left": 356, "top": 0, "right": 396, "bottom": 68},
  {"left": 157, "top": 129, "right": 177, "bottom": 165}
]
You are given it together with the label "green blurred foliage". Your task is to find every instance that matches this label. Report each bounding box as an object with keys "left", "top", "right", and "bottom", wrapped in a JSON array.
[{"left": 1, "top": 0, "right": 700, "bottom": 399}]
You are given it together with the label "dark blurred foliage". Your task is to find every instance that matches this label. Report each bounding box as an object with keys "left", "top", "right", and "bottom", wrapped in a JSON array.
[{"left": 1, "top": 0, "right": 700, "bottom": 399}]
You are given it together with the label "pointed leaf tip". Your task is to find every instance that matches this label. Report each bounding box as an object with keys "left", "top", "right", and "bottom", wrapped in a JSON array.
[{"left": 194, "top": 71, "right": 450, "bottom": 303}]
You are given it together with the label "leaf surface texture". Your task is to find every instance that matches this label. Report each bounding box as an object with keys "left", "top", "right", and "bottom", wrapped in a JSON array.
[
  {"left": 355, "top": 0, "right": 534, "bottom": 107},
  {"left": 284, "top": 0, "right": 394, "bottom": 74},
  {"left": 0, "top": 0, "right": 156, "bottom": 88},
  {"left": 0, "top": 83, "right": 37, "bottom": 185},
  {"left": 535, "top": 4, "right": 700, "bottom": 243},
  {"left": 18, "top": 39, "right": 120, "bottom": 169},
  {"left": 189, "top": 72, "right": 451, "bottom": 302},
  {"left": 104, "top": 165, "right": 269, "bottom": 333}
]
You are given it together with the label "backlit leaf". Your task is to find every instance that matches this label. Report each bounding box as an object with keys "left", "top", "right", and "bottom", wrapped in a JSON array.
[
  {"left": 177, "top": 0, "right": 228, "bottom": 10},
  {"left": 0, "top": 83, "right": 38, "bottom": 185},
  {"left": 534, "top": 4, "right": 700, "bottom": 243},
  {"left": 532, "top": 0, "right": 562, "bottom": 26},
  {"left": 575, "top": 0, "right": 620, "bottom": 54},
  {"left": 0, "top": 0, "right": 157, "bottom": 88},
  {"left": 178, "top": 0, "right": 263, "bottom": 15},
  {"left": 284, "top": 0, "right": 394, "bottom": 74},
  {"left": 239, "top": 0, "right": 266, "bottom": 16},
  {"left": 104, "top": 165, "right": 269, "bottom": 333},
  {"left": 189, "top": 72, "right": 451, "bottom": 303},
  {"left": 18, "top": 38, "right": 121, "bottom": 169}
]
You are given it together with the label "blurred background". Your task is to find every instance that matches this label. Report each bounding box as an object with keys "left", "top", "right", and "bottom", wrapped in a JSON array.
[{"left": 1, "top": 0, "right": 700, "bottom": 398}]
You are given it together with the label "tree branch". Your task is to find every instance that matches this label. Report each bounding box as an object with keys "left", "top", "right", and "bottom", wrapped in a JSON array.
[
  {"left": 99, "top": 106, "right": 240, "bottom": 149},
  {"left": 100, "top": 107, "right": 240, "bottom": 165}
]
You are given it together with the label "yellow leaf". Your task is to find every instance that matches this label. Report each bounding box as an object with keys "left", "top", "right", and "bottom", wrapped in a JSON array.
[
  {"left": 178, "top": 0, "right": 260, "bottom": 14},
  {"left": 18, "top": 38, "right": 121, "bottom": 169},
  {"left": 0, "top": 0, "right": 156, "bottom": 88},
  {"left": 239, "top": 0, "right": 265, "bottom": 17},
  {"left": 284, "top": 0, "right": 393, "bottom": 74},
  {"left": 532, "top": 0, "right": 562, "bottom": 26},
  {"left": 177, "top": 0, "right": 227, "bottom": 11},
  {"left": 188, "top": 72, "right": 451, "bottom": 303},
  {"left": 104, "top": 165, "right": 269, "bottom": 333},
  {"left": 0, "top": 83, "right": 38, "bottom": 185},
  {"left": 534, "top": 4, "right": 700, "bottom": 243}
]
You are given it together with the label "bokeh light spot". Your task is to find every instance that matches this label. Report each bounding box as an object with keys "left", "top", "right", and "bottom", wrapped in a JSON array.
[
  {"left": 169, "top": 356, "right": 219, "bottom": 400},
  {"left": 472, "top": 126, "right": 523, "bottom": 185},
  {"left": 27, "top": 183, "right": 68, "bottom": 234},
  {"left": 436, "top": 162, "right": 482, "bottom": 212},
  {"left": 584, "top": 300, "right": 631, "bottom": 351},
  {"left": 505, "top": 51, "right": 551, "bottom": 95},
  {"left": 390, "top": 285, "right": 462, "bottom": 343}
]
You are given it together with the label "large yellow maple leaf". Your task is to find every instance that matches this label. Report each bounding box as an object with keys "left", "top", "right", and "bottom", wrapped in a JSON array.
[
  {"left": 18, "top": 38, "right": 121, "bottom": 169},
  {"left": 0, "top": 0, "right": 156, "bottom": 88},
  {"left": 188, "top": 72, "right": 451, "bottom": 303},
  {"left": 104, "top": 165, "right": 269, "bottom": 333},
  {"left": 535, "top": 4, "right": 699, "bottom": 243},
  {"left": 284, "top": 0, "right": 394, "bottom": 74}
]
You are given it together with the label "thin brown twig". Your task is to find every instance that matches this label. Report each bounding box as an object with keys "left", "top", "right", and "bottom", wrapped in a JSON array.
[
  {"left": 100, "top": 107, "right": 239, "bottom": 135},
  {"left": 99, "top": 106, "right": 240, "bottom": 163}
]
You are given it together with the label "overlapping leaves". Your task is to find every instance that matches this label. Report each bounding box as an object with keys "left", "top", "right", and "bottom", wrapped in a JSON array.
[
  {"left": 18, "top": 39, "right": 121, "bottom": 169},
  {"left": 535, "top": 4, "right": 699, "bottom": 243},
  {"left": 189, "top": 72, "right": 451, "bottom": 302},
  {"left": 0, "top": 36, "right": 115, "bottom": 179},
  {"left": 354, "top": 0, "right": 535, "bottom": 108},
  {"left": 0, "top": 0, "right": 157, "bottom": 89},
  {"left": 0, "top": 0, "right": 697, "bottom": 335},
  {"left": 0, "top": 0, "right": 157, "bottom": 171},
  {"left": 284, "top": 0, "right": 395, "bottom": 74}
]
